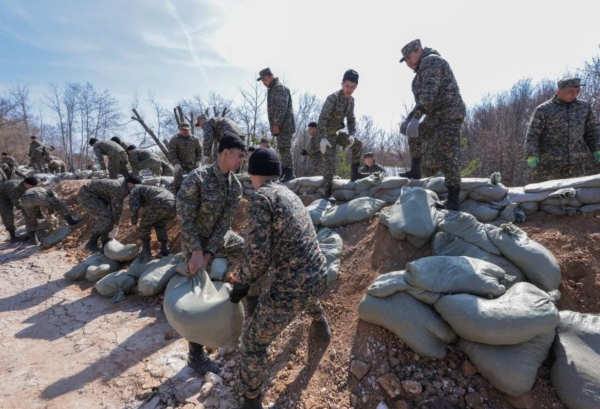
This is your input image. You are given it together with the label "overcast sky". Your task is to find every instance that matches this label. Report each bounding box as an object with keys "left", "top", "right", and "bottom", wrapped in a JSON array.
[{"left": 1, "top": 0, "right": 599, "bottom": 134}]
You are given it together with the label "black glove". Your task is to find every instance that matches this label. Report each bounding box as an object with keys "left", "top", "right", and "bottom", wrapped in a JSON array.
[
  {"left": 300, "top": 149, "right": 308, "bottom": 156},
  {"left": 229, "top": 282, "right": 250, "bottom": 304}
]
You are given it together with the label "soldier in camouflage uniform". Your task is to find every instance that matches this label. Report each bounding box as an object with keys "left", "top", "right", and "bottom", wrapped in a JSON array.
[
  {"left": 525, "top": 78, "right": 600, "bottom": 182},
  {"left": 127, "top": 146, "right": 166, "bottom": 177},
  {"left": 168, "top": 123, "right": 203, "bottom": 193},
  {"left": 86, "top": 160, "right": 98, "bottom": 171},
  {"left": 29, "top": 136, "right": 48, "bottom": 172},
  {"left": 399, "top": 39, "right": 466, "bottom": 211},
  {"left": 359, "top": 152, "right": 386, "bottom": 175},
  {"left": 129, "top": 185, "right": 175, "bottom": 260},
  {"left": 47, "top": 156, "right": 67, "bottom": 174},
  {"left": 111, "top": 136, "right": 136, "bottom": 152},
  {"left": 229, "top": 149, "right": 331, "bottom": 409},
  {"left": 318, "top": 69, "right": 367, "bottom": 198},
  {"left": 1, "top": 152, "right": 26, "bottom": 179},
  {"left": 0, "top": 166, "right": 6, "bottom": 182},
  {"left": 299, "top": 122, "right": 323, "bottom": 176},
  {"left": 0, "top": 177, "right": 39, "bottom": 242},
  {"left": 77, "top": 175, "right": 142, "bottom": 252},
  {"left": 89, "top": 138, "right": 131, "bottom": 180},
  {"left": 257, "top": 68, "right": 297, "bottom": 182},
  {"left": 20, "top": 186, "right": 81, "bottom": 245},
  {"left": 176, "top": 133, "right": 247, "bottom": 378},
  {"left": 197, "top": 115, "right": 245, "bottom": 163}
]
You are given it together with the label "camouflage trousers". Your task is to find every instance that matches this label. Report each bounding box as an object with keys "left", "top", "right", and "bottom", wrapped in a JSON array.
[
  {"left": 173, "top": 163, "right": 196, "bottom": 194},
  {"left": 21, "top": 194, "right": 71, "bottom": 233},
  {"left": 417, "top": 119, "right": 463, "bottom": 189},
  {"left": 308, "top": 152, "right": 324, "bottom": 177},
  {"left": 106, "top": 152, "right": 130, "bottom": 180},
  {"left": 132, "top": 157, "right": 163, "bottom": 177},
  {"left": 77, "top": 188, "right": 115, "bottom": 239},
  {"left": 531, "top": 162, "right": 585, "bottom": 183},
  {"left": 240, "top": 277, "right": 328, "bottom": 398},
  {"left": 322, "top": 133, "right": 363, "bottom": 192},
  {"left": 276, "top": 132, "right": 294, "bottom": 170},
  {"left": 160, "top": 159, "right": 174, "bottom": 176},
  {"left": 0, "top": 194, "right": 16, "bottom": 231},
  {"left": 30, "top": 156, "right": 46, "bottom": 172},
  {"left": 49, "top": 161, "right": 66, "bottom": 174},
  {"left": 137, "top": 203, "right": 175, "bottom": 242}
]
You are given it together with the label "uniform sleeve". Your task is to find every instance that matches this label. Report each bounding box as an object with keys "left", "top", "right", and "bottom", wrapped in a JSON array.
[
  {"left": 269, "top": 85, "right": 289, "bottom": 127},
  {"left": 110, "top": 191, "right": 125, "bottom": 226},
  {"left": 308, "top": 136, "right": 320, "bottom": 157},
  {"left": 376, "top": 163, "right": 387, "bottom": 174},
  {"left": 238, "top": 192, "right": 272, "bottom": 285},
  {"left": 93, "top": 145, "right": 106, "bottom": 169},
  {"left": 28, "top": 143, "right": 33, "bottom": 157},
  {"left": 347, "top": 98, "right": 356, "bottom": 135},
  {"left": 195, "top": 137, "right": 203, "bottom": 163},
  {"left": 413, "top": 58, "right": 444, "bottom": 119},
  {"left": 42, "top": 147, "right": 51, "bottom": 162},
  {"left": 129, "top": 187, "right": 140, "bottom": 223},
  {"left": 583, "top": 105, "right": 600, "bottom": 153},
  {"left": 176, "top": 172, "right": 204, "bottom": 253},
  {"left": 206, "top": 184, "right": 241, "bottom": 254},
  {"left": 317, "top": 95, "right": 336, "bottom": 140},
  {"left": 168, "top": 138, "right": 180, "bottom": 165},
  {"left": 525, "top": 107, "right": 545, "bottom": 158}
]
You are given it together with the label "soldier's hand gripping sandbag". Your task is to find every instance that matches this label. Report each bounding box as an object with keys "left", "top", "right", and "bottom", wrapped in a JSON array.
[{"left": 164, "top": 269, "right": 244, "bottom": 348}]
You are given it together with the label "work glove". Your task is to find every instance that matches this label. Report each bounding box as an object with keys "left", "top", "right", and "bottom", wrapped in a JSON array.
[
  {"left": 300, "top": 149, "right": 308, "bottom": 156},
  {"left": 526, "top": 156, "right": 539, "bottom": 168},
  {"left": 320, "top": 138, "right": 332, "bottom": 154},
  {"left": 229, "top": 282, "right": 250, "bottom": 304},
  {"left": 108, "top": 228, "right": 118, "bottom": 239},
  {"left": 400, "top": 120, "right": 409, "bottom": 135},
  {"left": 347, "top": 135, "right": 355, "bottom": 148},
  {"left": 195, "top": 161, "right": 201, "bottom": 168},
  {"left": 406, "top": 118, "right": 420, "bottom": 139},
  {"left": 593, "top": 151, "right": 600, "bottom": 163},
  {"left": 173, "top": 164, "right": 181, "bottom": 172}
]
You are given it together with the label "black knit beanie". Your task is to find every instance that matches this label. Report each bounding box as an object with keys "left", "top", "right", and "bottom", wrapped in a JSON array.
[
  {"left": 218, "top": 132, "right": 247, "bottom": 153},
  {"left": 125, "top": 175, "right": 142, "bottom": 185},
  {"left": 248, "top": 148, "right": 282, "bottom": 176},
  {"left": 24, "top": 176, "right": 39, "bottom": 186}
]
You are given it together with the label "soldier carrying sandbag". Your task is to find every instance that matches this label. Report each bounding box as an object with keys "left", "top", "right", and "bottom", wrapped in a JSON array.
[
  {"left": 1, "top": 152, "right": 27, "bottom": 179},
  {"left": 196, "top": 115, "right": 246, "bottom": 163},
  {"left": 127, "top": 146, "right": 167, "bottom": 177}
]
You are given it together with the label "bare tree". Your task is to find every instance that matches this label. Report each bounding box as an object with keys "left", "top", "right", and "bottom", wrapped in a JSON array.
[{"left": 236, "top": 81, "right": 267, "bottom": 146}]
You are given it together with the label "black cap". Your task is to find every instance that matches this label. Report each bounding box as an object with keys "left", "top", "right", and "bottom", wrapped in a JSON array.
[
  {"left": 308, "top": 122, "right": 317, "bottom": 128},
  {"left": 1, "top": 152, "right": 7, "bottom": 155},
  {"left": 110, "top": 136, "right": 121, "bottom": 143},
  {"left": 30, "top": 135, "right": 37, "bottom": 139},
  {"left": 257, "top": 68, "right": 273, "bottom": 81},
  {"left": 179, "top": 122, "right": 190, "bottom": 129},
  {"left": 343, "top": 69, "right": 359, "bottom": 84},
  {"left": 248, "top": 148, "right": 282, "bottom": 176},
  {"left": 24, "top": 176, "right": 39, "bottom": 186},
  {"left": 89, "top": 138, "right": 98, "bottom": 145},
  {"left": 127, "top": 145, "right": 136, "bottom": 151},
  {"left": 248, "top": 147, "right": 256, "bottom": 152},
  {"left": 218, "top": 132, "right": 246, "bottom": 153},
  {"left": 125, "top": 175, "right": 142, "bottom": 184}
]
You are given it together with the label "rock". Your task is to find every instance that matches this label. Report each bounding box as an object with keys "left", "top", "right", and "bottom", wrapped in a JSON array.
[
  {"left": 390, "top": 357, "right": 400, "bottom": 367},
  {"left": 505, "top": 392, "right": 534, "bottom": 409},
  {"left": 378, "top": 373, "right": 402, "bottom": 398},
  {"left": 401, "top": 380, "right": 422, "bottom": 395},
  {"left": 350, "top": 359, "right": 369, "bottom": 380},
  {"left": 174, "top": 378, "right": 202, "bottom": 402},
  {"left": 205, "top": 373, "right": 222, "bottom": 384},
  {"left": 465, "top": 392, "right": 483, "bottom": 408},
  {"left": 461, "top": 359, "right": 478, "bottom": 377},
  {"left": 413, "top": 371, "right": 424, "bottom": 380},
  {"left": 164, "top": 330, "right": 174, "bottom": 340},
  {"left": 200, "top": 382, "right": 214, "bottom": 397},
  {"left": 203, "top": 396, "right": 220, "bottom": 408},
  {"left": 395, "top": 400, "right": 409, "bottom": 409}
]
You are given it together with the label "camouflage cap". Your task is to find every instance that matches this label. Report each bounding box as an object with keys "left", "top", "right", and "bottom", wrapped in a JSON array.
[
  {"left": 399, "top": 39, "right": 422, "bottom": 62},
  {"left": 179, "top": 122, "right": 190, "bottom": 129},
  {"left": 558, "top": 78, "right": 585, "bottom": 89},
  {"left": 362, "top": 152, "right": 374, "bottom": 159},
  {"left": 256, "top": 68, "right": 273, "bottom": 81}
]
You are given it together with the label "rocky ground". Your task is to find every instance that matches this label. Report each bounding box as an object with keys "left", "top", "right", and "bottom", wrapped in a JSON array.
[{"left": 1, "top": 180, "right": 599, "bottom": 409}]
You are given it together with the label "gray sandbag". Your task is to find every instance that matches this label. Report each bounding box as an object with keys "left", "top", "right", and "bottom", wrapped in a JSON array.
[
  {"left": 85, "top": 259, "right": 122, "bottom": 282},
  {"left": 438, "top": 190, "right": 469, "bottom": 203},
  {"left": 317, "top": 228, "right": 343, "bottom": 282},
  {"left": 332, "top": 179, "right": 356, "bottom": 191},
  {"left": 458, "top": 330, "right": 555, "bottom": 396},
  {"left": 421, "top": 176, "right": 447, "bottom": 194},
  {"left": 519, "top": 202, "right": 539, "bottom": 215},
  {"left": 539, "top": 204, "right": 578, "bottom": 216},
  {"left": 159, "top": 176, "right": 173, "bottom": 186},
  {"left": 333, "top": 189, "right": 356, "bottom": 202},
  {"left": 95, "top": 270, "right": 136, "bottom": 303},
  {"left": 461, "top": 178, "right": 493, "bottom": 191},
  {"left": 210, "top": 258, "right": 228, "bottom": 281},
  {"left": 298, "top": 185, "right": 318, "bottom": 195},
  {"left": 103, "top": 239, "right": 140, "bottom": 262},
  {"left": 495, "top": 202, "right": 526, "bottom": 224},
  {"left": 42, "top": 225, "right": 72, "bottom": 249},
  {"left": 369, "top": 176, "right": 409, "bottom": 196},
  {"left": 406, "top": 256, "right": 513, "bottom": 298},
  {"left": 354, "top": 173, "right": 384, "bottom": 194},
  {"left": 468, "top": 183, "right": 508, "bottom": 202},
  {"left": 242, "top": 180, "right": 254, "bottom": 189},
  {"left": 138, "top": 254, "right": 178, "bottom": 296},
  {"left": 504, "top": 187, "right": 551, "bottom": 204},
  {"left": 295, "top": 176, "right": 324, "bottom": 188},
  {"left": 432, "top": 232, "right": 526, "bottom": 285},
  {"left": 436, "top": 210, "right": 501, "bottom": 255},
  {"left": 359, "top": 292, "right": 456, "bottom": 359},
  {"left": 434, "top": 282, "right": 560, "bottom": 345},
  {"left": 366, "top": 271, "right": 442, "bottom": 305},
  {"left": 142, "top": 177, "right": 161, "bottom": 186},
  {"left": 541, "top": 190, "right": 582, "bottom": 207},
  {"left": 525, "top": 174, "right": 600, "bottom": 192},
  {"left": 321, "top": 197, "right": 386, "bottom": 228},
  {"left": 306, "top": 199, "right": 333, "bottom": 226},
  {"left": 576, "top": 187, "right": 600, "bottom": 204},
  {"left": 551, "top": 311, "right": 600, "bottom": 409},
  {"left": 485, "top": 223, "right": 561, "bottom": 291},
  {"left": 460, "top": 199, "right": 502, "bottom": 223},
  {"left": 164, "top": 270, "right": 244, "bottom": 348},
  {"left": 375, "top": 187, "right": 403, "bottom": 204},
  {"left": 579, "top": 203, "right": 600, "bottom": 214},
  {"left": 379, "top": 187, "right": 437, "bottom": 248},
  {"left": 75, "top": 170, "right": 93, "bottom": 179},
  {"left": 126, "top": 257, "right": 163, "bottom": 279},
  {"left": 176, "top": 261, "right": 187, "bottom": 276},
  {"left": 64, "top": 254, "right": 108, "bottom": 281}
]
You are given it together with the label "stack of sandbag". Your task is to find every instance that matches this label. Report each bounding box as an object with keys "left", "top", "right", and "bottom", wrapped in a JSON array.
[
  {"left": 64, "top": 253, "right": 121, "bottom": 281},
  {"left": 539, "top": 188, "right": 581, "bottom": 216},
  {"left": 95, "top": 269, "right": 137, "bottom": 303},
  {"left": 320, "top": 197, "right": 386, "bottom": 228},
  {"left": 103, "top": 239, "right": 140, "bottom": 262},
  {"left": 368, "top": 176, "right": 409, "bottom": 204},
  {"left": 138, "top": 253, "right": 180, "bottom": 296},
  {"left": 306, "top": 199, "right": 334, "bottom": 226},
  {"left": 523, "top": 174, "right": 600, "bottom": 215},
  {"left": 317, "top": 228, "right": 343, "bottom": 282}
]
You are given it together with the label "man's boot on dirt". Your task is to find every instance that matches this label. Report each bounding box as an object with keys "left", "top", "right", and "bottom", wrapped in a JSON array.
[
  {"left": 65, "top": 214, "right": 82, "bottom": 226},
  {"left": 280, "top": 167, "right": 296, "bottom": 184},
  {"left": 187, "top": 342, "right": 220, "bottom": 377},
  {"left": 139, "top": 238, "right": 152, "bottom": 261},
  {"left": 400, "top": 157, "right": 422, "bottom": 179},
  {"left": 350, "top": 163, "right": 368, "bottom": 182},
  {"left": 439, "top": 186, "right": 461, "bottom": 211},
  {"left": 311, "top": 315, "right": 332, "bottom": 342},
  {"left": 8, "top": 229, "right": 28, "bottom": 243},
  {"left": 325, "top": 185, "right": 336, "bottom": 205},
  {"left": 28, "top": 232, "right": 40, "bottom": 246},
  {"left": 239, "top": 394, "right": 264, "bottom": 409},
  {"left": 85, "top": 233, "right": 101, "bottom": 252},
  {"left": 159, "top": 240, "right": 170, "bottom": 257},
  {"left": 245, "top": 295, "right": 259, "bottom": 317}
]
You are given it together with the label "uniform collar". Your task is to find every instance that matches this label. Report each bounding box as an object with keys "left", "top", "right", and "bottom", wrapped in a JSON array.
[{"left": 211, "top": 162, "right": 232, "bottom": 186}]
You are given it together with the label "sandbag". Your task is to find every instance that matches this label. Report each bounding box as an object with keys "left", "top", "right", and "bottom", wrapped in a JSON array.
[
  {"left": 541, "top": 193, "right": 582, "bottom": 208},
  {"left": 494, "top": 202, "right": 526, "bottom": 224},
  {"left": 176, "top": 261, "right": 187, "bottom": 275},
  {"left": 126, "top": 257, "right": 163, "bottom": 279},
  {"left": 579, "top": 203, "right": 600, "bottom": 214},
  {"left": 41, "top": 225, "right": 72, "bottom": 249},
  {"left": 332, "top": 179, "right": 356, "bottom": 191},
  {"left": 504, "top": 187, "right": 551, "bottom": 204},
  {"left": 375, "top": 187, "right": 403, "bottom": 204},
  {"left": 95, "top": 270, "right": 136, "bottom": 303},
  {"left": 458, "top": 330, "right": 555, "bottom": 396},
  {"left": 298, "top": 185, "right": 318, "bottom": 195},
  {"left": 366, "top": 271, "right": 441, "bottom": 305},
  {"left": 461, "top": 178, "right": 492, "bottom": 191},
  {"left": 333, "top": 189, "right": 356, "bottom": 202},
  {"left": 551, "top": 311, "right": 600, "bottom": 409},
  {"left": 321, "top": 197, "right": 386, "bottom": 228},
  {"left": 104, "top": 239, "right": 140, "bottom": 262},
  {"left": 406, "top": 256, "right": 512, "bottom": 298},
  {"left": 359, "top": 292, "right": 456, "bottom": 359},
  {"left": 354, "top": 173, "right": 384, "bottom": 194},
  {"left": 295, "top": 176, "right": 324, "bottom": 188},
  {"left": 64, "top": 254, "right": 107, "bottom": 281},
  {"left": 460, "top": 199, "right": 502, "bottom": 223},
  {"left": 379, "top": 187, "right": 437, "bottom": 248},
  {"left": 525, "top": 174, "right": 600, "bottom": 192},
  {"left": 305, "top": 200, "right": 333, "bottom": 226},
  {"left": 519, "top": 202, "right": 539, "bottom": 215},
  {"left": 421, "top": 176, "right": 447, "bottom": 194},
  {"left": 138, "top": 254, "right": 178, "bottom": 296},
  {"left": 434, "top": 282, "right": 560, "bottom": 345},
  {"left": 539, "top": 204, "right": 578, "bottom": 216},
  {"left": 86, "top": 260, "right": 121, "bottom": 282},
  {"left": 576, "top": 187, "right": 600, "bottom": 204},
  {"left": 438, "top": 190, "right": 469, "bottom": 203},
  {"left": 210, "top": 258, "right": 228, "bottom": 281},
  {"left": 164, "top": 270, "right": 244, "bottom": 348},
  {"left": 368, "top": 176, "right": 408, "bottom": 196},
  {"left": 317, "top": 228, "right": 343, "bottom": 282},
  {"left": 485, "top": 223, "right": 561, "bottom": 291},
  {"left": 142, "top": 177, "right": 161, "bottom": 186},
  {"left": 436, "top": 210, "right": 501, "bottom": 255},
  {"left": 432, "top": 232, "right": 526, "bottom": 285},
  {"left": 468, "top": 184, "right": 508, "bottom": 202}
]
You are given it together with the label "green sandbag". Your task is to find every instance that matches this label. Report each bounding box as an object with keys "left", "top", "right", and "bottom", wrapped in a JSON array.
[
  {"left": 306, "top": 199, "right": 333, "bottom": 226},
  {"left": 85, "top": 259, "right": 121, "bottom": 282},
  {"left": 103, "top": 239, "right": 140, "bottom": 262},
  {"left": 366, "top": 271, "right": 441, "bottom": 305},
  {"left": 64, "top": 254, "right": 113, "bottom": 281},
  {"left": 138, "top": 254, "right": 178, "bottom": 296},
  {"left": 95, "top": 270, "right": 136, "bottom": 303},
  {"left": 436, "top": 210, "right": 501, "bottom": 255},
  {"left": 42, "top": 226, "right": 72, "bottom": 249},
  {"left": 321, "top": 197, "right": 386, "bottom": 228},
  {"left": 317, "top": 228, "right": 343, "bottom": 282}
]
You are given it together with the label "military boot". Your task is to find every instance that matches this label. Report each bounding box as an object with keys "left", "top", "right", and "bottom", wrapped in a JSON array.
[
  {"left": 159, "top": 240, "right": 170, "bottom": 257},
  {"left": 311, "top": 316, "right": 332, "bottom": 342},
  {"left": 85, "top": 233, "right": 101, "bottom": 252},
  {"left": 245, "top": 295, "right": 259, "bottom": 317},
  {"left": 238, "top": 394, "right": 264, "bottom": 409},
  {"left": 350, "top": 163, "right": 368, "bottom": 181},
  {"left": 65, "top": 214, "right": 82, "bottom": 226},
  {"left": 8, "top": 229, "right": 28, "bottom": 243},
  {"left": 187, "top": 343, "right": 220, "bottom": 377},
  {"left": 400, "top": 157, "right": 422, "bottom": 179},
  {"left": 139, "top": 238, "right": 152, "bottom": 261},
  {"left": 325, "top": 186, "right": 336, "bottom": 205},
  {"left": 442, "top": 186, "right": 461, "bottom": 211},
  {"left": 280, "top": 167, "right": 296, "bottom": 183},
  {"left": 28, "top": 232, "right": 41, "bottom": 246}
]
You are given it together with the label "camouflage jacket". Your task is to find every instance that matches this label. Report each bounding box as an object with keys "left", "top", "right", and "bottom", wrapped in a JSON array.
[
  {"left": 49, "top": 158, "right": 66, "bottom": 171},
  {"left": 203, "top": 117, "right": 245, "bottom": 149},
  {"left": 176, "top": 162, "right": 242, "bottom": 255},
  {"left": 28, "top": 141, "right": 42, "bottom": 157},
  {"left": 22, "top": 186, "right": 57, "bottom": 200},
  {"left": 359, "top": 162, "right": 386, "bottom": 174},
  {"left": 0, "top": 166, "right": 6, "bottom": 182},
  {"left": 129, "top": 149, "right": 159, "bottom": 167},
  {"left": 525, "top": 95, "right": 600, "bottom": 164},
  {"left": 0, "top": 180, "right": 27, "bottom": 208},
  {"left": 409, "top": 47, "right": 466, "bottom": 122},
  {"left": 317, "top": 90, "right": 356, "bottom": 140},
  {"left": 307, "top": 135, "right": 322, "bottom": 159},
  {"left": 167, "top": 133, "right": 202, "bottom": 169},
  {"left": 267, "top": 78, "right": 296, "bottom": 134},
  {"left": 239, "top": 179, "right": 327, "bottom": 298},
  {"left": 2, "top": 155, "right": 18, "bottom": 166},
  {"left": 82, "top": 179, "right": 129, "bottom": 225},
  {"left": 93, "top": 140, "right": 127, "bottom": 165},
  {"left": 116, "top": 139, "right": 135, "bottom": 151},
  {"left": 129, "top": 185, "right": 175, "bottom": 223}
]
